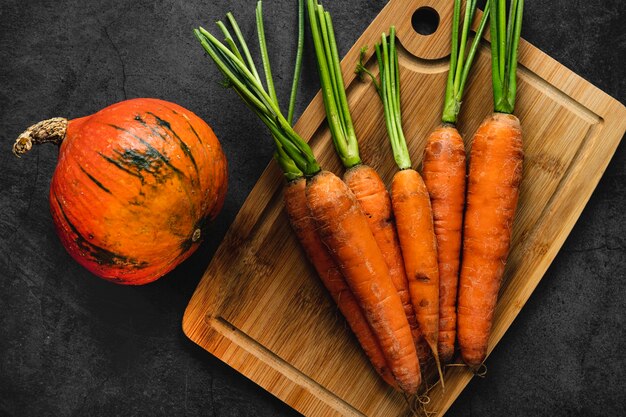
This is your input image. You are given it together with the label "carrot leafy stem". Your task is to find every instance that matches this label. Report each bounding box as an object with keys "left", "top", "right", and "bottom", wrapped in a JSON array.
[
  {"left": 355, "top": 47, "right": 380, "bottom": 92},
  {"left": 195, "top": 1, "right": 319, "bottom": 178},
  {"left": 288, "top": 0, "right": 305, "bottom": 125},
  {"left": 256, "top": 1, "right": 278, "bottom": 106},
  {"left": 491, "top": 0, "right": 524, "bottom": 114},
  {"left": 357, "top": 28, "right": 411, "bottom": 170},
  {"left": 442, "top": 0, "right": 491, "bottom": 124},
  {"left": 379, "top": 28, "right": 411, "bottom": 170},
  {"left": 307, "top": 0, "right": 361, "bottom": 169}
]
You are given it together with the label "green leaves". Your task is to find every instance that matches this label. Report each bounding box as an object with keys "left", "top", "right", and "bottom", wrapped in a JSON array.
[
  {"left": 288, "top": 0, "right": 305, "bottom": 125},
  {"left": 491, "top": 0, "right": 524, "bottom": 114},
  {"left": 377, "top": 28, "right": 411, "bottom": 170},
  {"left": 442, "top": 0, "right": 491, "bottom": 124},
  {"left": 443, "top": 0, "right": 524, "bottom": 118},
  {"left": 359, "top": 28, "right": 411, "bottom": 170},
  {"left": 195, "top": 1, "right": 320, "bottom": 177},
  {"left": 307, "top": 0, "right": 361, "bottom": 168}
]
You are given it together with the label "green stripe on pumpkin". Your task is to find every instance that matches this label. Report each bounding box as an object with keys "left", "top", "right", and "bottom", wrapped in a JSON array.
[
  {"left": 52, "top": 192, "right": 147, "bottom": 269},
  {"left": 107, "top": 123, "right": 184, "bottom": 177},
  {"left": 99, "top": 152, "right": 145, "bottom": 182},
  {"left": 146, "top": 112, "right": 200, "bottom": 176},
  {"left": 78, "top": 165, "right": 112, "bottom": 194}
]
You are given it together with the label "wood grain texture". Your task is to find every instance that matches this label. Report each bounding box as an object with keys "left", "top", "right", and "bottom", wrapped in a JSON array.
[{"left": 183, "top": 0, "right": 626, "bottom": 415}]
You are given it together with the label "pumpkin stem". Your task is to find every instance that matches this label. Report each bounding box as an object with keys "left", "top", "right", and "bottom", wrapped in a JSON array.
[{"left": 13, "top": 118, "right": 68, "bottom": 157}]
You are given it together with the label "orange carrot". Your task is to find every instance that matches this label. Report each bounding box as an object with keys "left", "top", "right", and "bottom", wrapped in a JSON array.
[
  {"left": 458, "top": 0, "right": 525, "bottom": 369},
  {"left": 391, "top": 169, "right": 440, "bottom": 364},
  {"left": 284, "top": 178, "right": 396, "bottom": 387},
  {"left": 458, "top": 113, "right": 523, "bottom": 368},
  {"left": 307, "top": 0, "right": 422, "bottom": 389},
  {"left": 307, "top": 170, "right": 421, "bottom": 394},
  {"left": 306, "top": 1, "right": 407, "bottom": 305},
  {"left": 422, "top": 126, "right": 466, "bottom": 363},
  {"left": 343, "top": 165, "right": 425, "bottom": 361},
  {"left": 357, "top": 28, "right": 443, "bottom": 379},
  {"left": 421, "top": 0, "right": 491, "bottom": 364}
]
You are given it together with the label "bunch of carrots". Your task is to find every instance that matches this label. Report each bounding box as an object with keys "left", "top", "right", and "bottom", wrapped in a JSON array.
[{"left": 194, "top": 0, "right": 525, "bottom": 396}]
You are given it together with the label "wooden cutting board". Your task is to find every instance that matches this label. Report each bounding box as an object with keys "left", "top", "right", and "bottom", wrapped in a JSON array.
[{"left": 183, "top": 0, "right": 626, "bottom": 415}]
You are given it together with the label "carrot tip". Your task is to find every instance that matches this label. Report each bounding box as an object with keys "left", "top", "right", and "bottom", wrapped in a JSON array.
[
  {"left": 432, "top": 350, "right": 445, "bottom": 391},
  {"left": 424, "top": 340, "right": 445, "bottom": 390},
  {"left": 473, "top": 363, "right": 488, "bottom": 378},
  {"left": 405, "top": 392, "right": 433, "bottom": 417},
  {"left": 416, "top": 393, "right": 437, "bottom": 417}
]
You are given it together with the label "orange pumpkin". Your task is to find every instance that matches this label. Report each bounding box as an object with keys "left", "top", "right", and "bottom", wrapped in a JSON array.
[{"left": 13, "top": 98, "right": 228, "bottom": 285}]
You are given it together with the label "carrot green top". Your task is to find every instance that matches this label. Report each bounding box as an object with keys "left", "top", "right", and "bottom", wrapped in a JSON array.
[
  {"left": 357, "top": 3, "right": 490, "bottom": 167},
  {"left": 194, "top": 0, "right": 319, "bottom": 179},
  {"left": 355, "top": 28, "right": 411, "bottom": 170},
  {"left": 378, "top": 29, "right": 410, "bottom": 170},
  {"left": 307, "top": 0, "right": 361, "bottom": 169},
  {"left": 490, "top": 0, "right": 524, "bottom": 114},
  {"left": 442, "top": 0, "right": 491, "bottom": 124}
]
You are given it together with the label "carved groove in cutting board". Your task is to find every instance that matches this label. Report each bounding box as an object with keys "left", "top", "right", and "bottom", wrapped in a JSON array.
[
  {"left": 395, "top": 46, "right": 450, "bottom": 74},
  {"left": 209, "top": 316, "right": 366, "bottom": 417},
  {"left": 517, "top": 67, "right": 601, "bottom": 124}
]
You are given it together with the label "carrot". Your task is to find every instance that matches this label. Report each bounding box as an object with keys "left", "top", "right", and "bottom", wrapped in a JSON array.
[
  {"left": 195, "top": 3, "right": 420, "bottom": 393},
  {"left": 422, "top": 126, "right": 466, "bottom": 363},
  {"left": 306, "top": 1, "right": 422, "bottom": 393},
  {"left": 306, "top": 0, "right": 426, "bottom": 385},
  {"left": 457, "top": 0, "right": 525, "bottom": 369},
  {"left": 307, "top": 0, "right": 426, "bottom": 364},
  {"left": 422, "top": 0, "right": 491, "bottom": 364},
  {"left": 391, "top": 168, "right": 441, "bottom": 362},
  {"left": 307, "top": 170, "right": 421, "bottom": 394},
  {"left": 357, "top": 29, "right": 444, "bottom": 383},
  {"left": 279, "top": 5, "right": 395, "bottom": 385},
  {"left": 457, "top": 113, "right": 523, "bottom": 368},
  {"left": 343, "top": 165, "right": 425, "bottom": 357},
  {"left": 284, "top": 178, "right": 396, "bottom": 387}
]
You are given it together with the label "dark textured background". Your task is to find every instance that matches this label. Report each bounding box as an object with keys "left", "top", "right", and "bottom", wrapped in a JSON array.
[{"left": 1, "top": 0, "right": 624, "bottom": 416}]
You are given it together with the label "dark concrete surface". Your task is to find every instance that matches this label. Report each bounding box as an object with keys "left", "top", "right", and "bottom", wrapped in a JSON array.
[{"left": 1, "top": 0, "right": 624, "bottom": 416}]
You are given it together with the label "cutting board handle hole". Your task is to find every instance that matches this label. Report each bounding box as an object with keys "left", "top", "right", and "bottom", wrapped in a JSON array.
[{"left": 411, "top": 7, "right": 440, "bottom": 36}]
